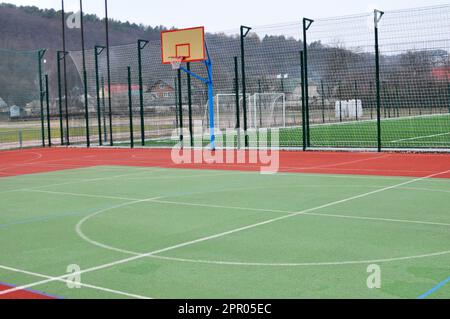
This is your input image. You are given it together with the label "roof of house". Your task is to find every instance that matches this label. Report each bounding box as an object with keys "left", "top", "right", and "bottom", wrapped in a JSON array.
[
  {"left": 109, "top": 84, "right": 140, "bottom": 94},
  {"left": 432, "top": 67, "right": 450, "bottom": 80},
  {"left": 148, "top": 80, "right": 174, "bottom": 89}
]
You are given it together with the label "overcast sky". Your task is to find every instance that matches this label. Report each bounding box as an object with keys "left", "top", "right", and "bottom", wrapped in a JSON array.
[{"left": 3, "top": 0, "right": 450, "bottom": 32}]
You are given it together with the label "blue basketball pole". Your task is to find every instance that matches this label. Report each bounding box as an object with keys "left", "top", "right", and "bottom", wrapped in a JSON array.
[
  {"left": 205, "top": 47, "right": 216, "bottom": 150},
  {"left": 179, "top": 43, "right": 215, "bottom": 150}
]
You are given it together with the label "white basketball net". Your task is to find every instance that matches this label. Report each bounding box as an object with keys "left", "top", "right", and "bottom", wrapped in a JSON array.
[{"left": 170, "top": 57, "right": 184, "bottom": 70}]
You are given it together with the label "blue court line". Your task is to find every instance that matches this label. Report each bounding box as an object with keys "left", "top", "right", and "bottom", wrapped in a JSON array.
[
  {"left": 417, "top": 276, "right": 450, "bottom": 299},
  {"left": 0, "top": 203, "right": 123, "bottom": 230},
  {"left": 0, "top": 281, "right": 64, "bottom": 299},
  {"left": 0, "top": 210, "right": 92, "bottom": 230}
]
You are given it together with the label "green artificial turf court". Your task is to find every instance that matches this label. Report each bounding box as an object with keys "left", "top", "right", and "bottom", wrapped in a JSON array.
[{"left": 1, "top": 165, "right": 450, "bottom": 299}]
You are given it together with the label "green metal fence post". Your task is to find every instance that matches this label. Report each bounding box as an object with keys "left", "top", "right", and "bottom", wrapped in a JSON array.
[
  {"left": 419, "top": 85, "right": 423, "bottom": 116},
  {"left": 374, "top": 9, "right": 384, "bottom": 152},
  {"left": 45, "top": 74, "right": 52, "bottom": 147},
  {"left": 328, "top": 84, "right": 333, "bottom": 122},
  {"left": 370, "top": 81, "right": 374, "bottom": 119},
  {"left": 83, "top": 68, "right": 90, "bottom": 146},
  {"left": 177, "top": 69, "right": 184, "bottom": 145},
  {"left": 80, "top": 0, "right": 90, "bottom": 147},
  {"left": 61, "top": 0, "right": 70, "bottom": 146},
  {"left": 321, "top": 80, "right": 325, "bottom": 124},
  {"left": 187, "top": 62, "right": 194, "bottom": 147},
  {"left": 138, "top": 39, "right": 149, "bottom": 146},
  {"left": 354, "top": 80, "right": 359, "bottom": 121},
  {"left": 303, "top": 18, "right": 314, "bottom": 147},
  {"left": 240, "top": 25, "right": 252, "bottom": 147},
  {"left": 300, "top": 51, "right": 306, "bottom": 151},
  {"left": 383, "top": 82, "right": 387, "bottom": 118},
  {"left": 258, "top": 79, "right": 262, "bottom": 128},
  {"left": 395, "top": 84, "right": 400, "bottom": 118},
  {"left": 128, "top": 66, "right": 134, "bottom": 149},
  {"left": 447, "top": 81, "right": 450, "bottom": 114},
  {"left": 57, "top": 51, "right": 65, "bottom": 145},
  {"left": 101, "top": 76, "right": 107, "bottom": 143},
  {"left": 174, "top": 77, "right": 179, "bottom": 129},
  {"left": 19, "top": 130, "right": 23, "bottom": 149},
  {"left": 95, "top": 46, "right": 105, "bottom": 146},
  {"left": 338, "top": 81, "right": 343, "bottom": 123},
  {"left": 386, "top": 86, "right": 390, "bottom": 118},
  {"left": 105, "top": 0, "right": 113, "bottom": 146},
  {"left": 234, "top": 56, "right": 241, "bottom": 148},
  {"left": 408, "top": 86, "right": 412, "bottom": 116},
  {"left": 38, "top": 49, "right": 46, "bottom": 147}
]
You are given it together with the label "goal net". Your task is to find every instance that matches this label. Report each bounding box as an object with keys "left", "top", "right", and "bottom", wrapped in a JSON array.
[{"left": 248, "top": 93, "right": 286, "bottom": 129}]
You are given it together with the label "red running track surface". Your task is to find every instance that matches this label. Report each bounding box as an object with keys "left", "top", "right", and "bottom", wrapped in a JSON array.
[{"left": 0, "top": 147, "right": 449, "bottom": 179}]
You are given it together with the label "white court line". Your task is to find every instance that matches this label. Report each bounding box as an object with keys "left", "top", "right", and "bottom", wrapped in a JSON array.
[
  {"left": 150, "top": 199, "right": 450, "bottom": 227},
  {"left": 108, "top": 171, "right": 241, "bottom": 181},
  {"left": 2, "top": 169, "right": 449, "bottom": 296},
  {"left": 148, "top": 249, "right": 450, "bottom": 267},
  {"left": 402, "top": 187, "right": 450, "bottom": 194},
  {"left": 0, "top": 167, "right": 168, "bottom": 195},
  {"left": 0, "top": 152, "right": 43, "bottom": 171},
  {"left": 25, "top": 189, "right": 140, "bottom": 201},
  {"left": 73, "top": 193, "right": 450, "bottom": 265},
  {"left": 20, "top": 184, "right": 392, "bottom": 212},
  {"left": 22, "top": 182, "right": 450, "bottom": 208},
  {"left": 18, "top": 185, "right": 450, "bottom": 227},
  {"left": 0, "top": 167, "right": 239, "bottom": 196},
  {"left": 300, "top": 211, "right": 450, "bottom": 227},
  {"left": 392, "top": 132, "right": 450, "bottom": 143},
  {"left": 0, "top": 264, "right": 151, "bottom": 299},
  {"left": 12, "top": 178, "right": 450, "bottom": 265},
  {"left": 213, "top": 113, "right": 450, "bottom": 134},
  {"left": 30, "top": 184, "right": 450, "bottom": 267},
  {"left": 24, "top": 188, "right": 286, "bottom": 213},
  {"left": 286, "top": 167, "right": 441, "bottom": 174},
  {"left": 310, "top": 113, "right": 450, "bottom": 128},
  {"left": 150, "top": 199, "right": 294, "bottom": 214},
  {"left": 1, "top": 170, "right": 241, "bottom": 197},
  {"left": 129, "top": 153, "right": 392, "bottom": 173},
  {"left": 0, "top": 151, "right": 170, "bottom": 174},
  {"left": 125, "top": 155, "right": 447, "bottom": 177},
  {"left": 291, "top": 154, "right": 391, "bottom": 170},
  {"left": 17, "top": 182, "right": 450, "bottom": 236}
]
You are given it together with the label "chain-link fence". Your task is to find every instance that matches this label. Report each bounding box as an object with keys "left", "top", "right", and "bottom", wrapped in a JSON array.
[
  {"left": 0, "top": 48, "right": 42, "bottom": 150},
  {"left": 378, "top": 6, "right": 450, "bottom": 149}
]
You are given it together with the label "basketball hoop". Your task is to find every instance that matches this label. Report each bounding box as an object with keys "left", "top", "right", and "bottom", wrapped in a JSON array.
[
  {"left": 169, "top": 56, "right": 184, "bottom": 70},
  {"left": 160, "top": 26, "right": 215, "bottom": 149}
]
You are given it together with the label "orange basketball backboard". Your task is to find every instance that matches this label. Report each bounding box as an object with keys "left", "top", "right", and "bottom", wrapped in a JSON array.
[{"left": 161, "top": 27, "right": 206, "bottom": 64}]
